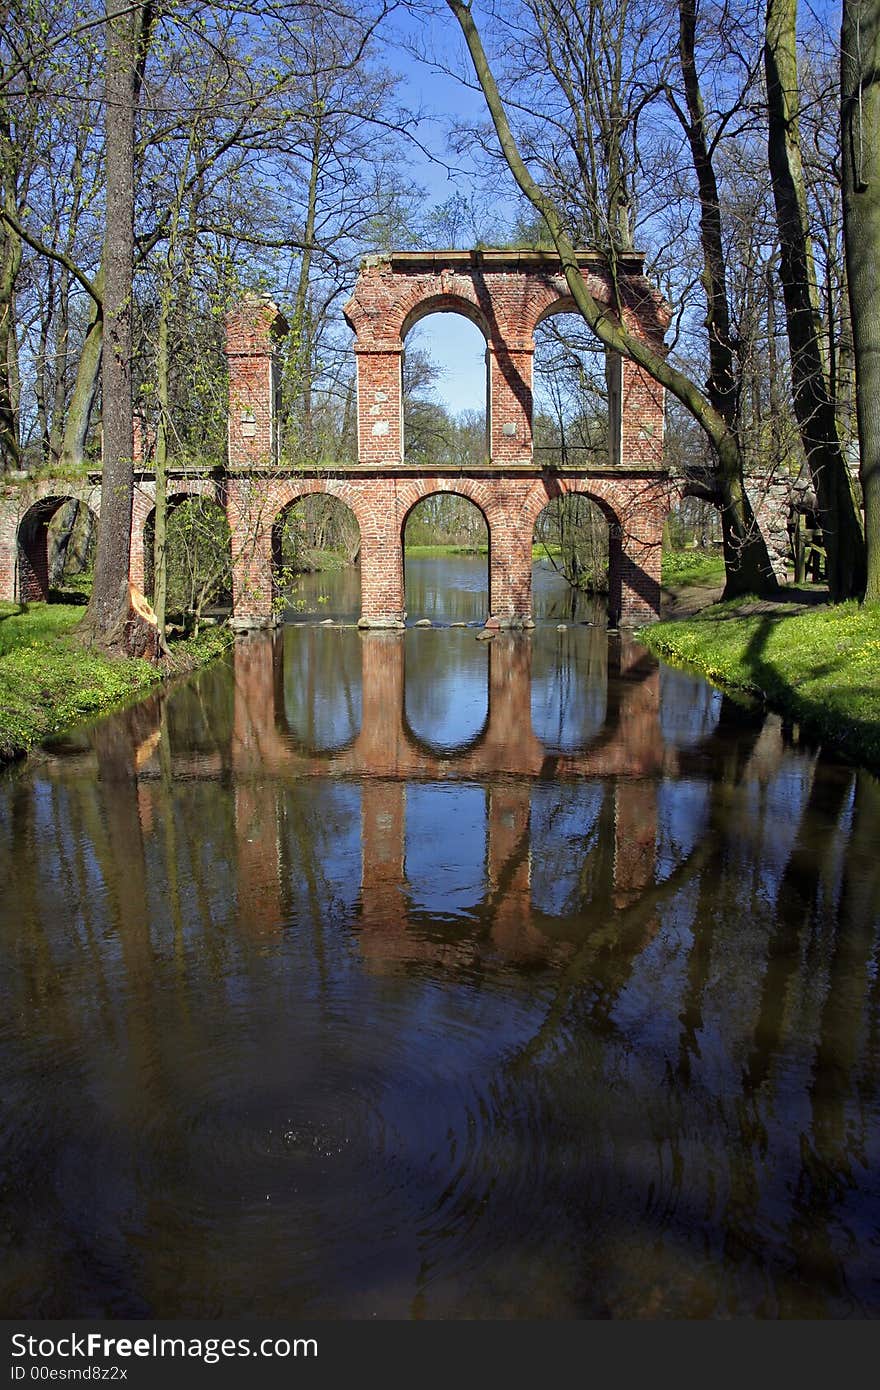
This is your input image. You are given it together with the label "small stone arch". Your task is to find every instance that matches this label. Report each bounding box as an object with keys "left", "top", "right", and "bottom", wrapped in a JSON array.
[{"left": 16, "top": 491, "right": 100, "bottom": 603}]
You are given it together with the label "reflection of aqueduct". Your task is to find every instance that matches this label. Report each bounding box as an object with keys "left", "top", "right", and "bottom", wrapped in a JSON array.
[
  {"left": 222, "top": 630, "right": 672, "bottom": 962},
  {"left": 1, "top": 250, "right": 677, "bottom": 626}
]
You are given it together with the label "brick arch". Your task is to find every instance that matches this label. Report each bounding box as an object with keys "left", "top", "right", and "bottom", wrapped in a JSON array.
[
  {"left": 522, "top": 478, "right": 624, "bottom": 624},
  {"left": 400, "top": 293, "right": 490, "bottom": 342},
  {"left": 269, "top": 478, "right": 367, "bottom": 536},
  {"left": 398, "top": 479, "right": 494, "bottom": 618},
  {"left": 16, "top": 490, "right": 101, "bottom": 603},
  {"left": 268, "top": 483, "right": 364, "bottom": 613},
  {"left": 142, "top": 486, "right": 231, "bottom": 601}
]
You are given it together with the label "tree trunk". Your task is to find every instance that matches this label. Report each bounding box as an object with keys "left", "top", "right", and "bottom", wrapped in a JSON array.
[
  {"left": 842, "top": 0, "right": 880, "bottom": 601},
  {"left": 59, "top": 267, "right": 104, "bottom": 472},
  {"left": 0, "top": 182, "right": 22, "bottom": 471},
  {"left": 83, "top": 7, "right": 144, "bottom": 646},
  {"left": 766, "top": 0, "right": 866, "bottom": 600}
]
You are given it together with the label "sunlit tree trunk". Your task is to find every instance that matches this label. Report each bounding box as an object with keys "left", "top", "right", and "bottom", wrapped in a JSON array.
[
  {"left": 765, "top": 0, "right": 866, "bottom": 600},
  {"left": 841, "top": 0, "right": 880, "bottom": 601}
]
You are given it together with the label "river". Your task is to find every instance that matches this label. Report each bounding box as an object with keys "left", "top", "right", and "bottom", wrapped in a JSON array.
[{"left": 1, "top": 555, "right": 878, "bottom": 1317}]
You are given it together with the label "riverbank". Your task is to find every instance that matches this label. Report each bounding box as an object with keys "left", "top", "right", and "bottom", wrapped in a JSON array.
[
  {"left": 640, "top": 592, "right": 880, "bottom": 771},
  {"left": 0, "top": 601, "right": 233, "bottom": 765}
]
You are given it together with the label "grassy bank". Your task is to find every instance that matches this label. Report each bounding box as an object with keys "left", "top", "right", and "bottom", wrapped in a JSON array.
[
  {"left": 661, "top": 548, "right": 726, "bottom": 587},
  {"left": 640, "top": 596, "right": 880, "bottom": 770},
  {"left": 0, "top": 601, "right": 233, "bottom": 765}
]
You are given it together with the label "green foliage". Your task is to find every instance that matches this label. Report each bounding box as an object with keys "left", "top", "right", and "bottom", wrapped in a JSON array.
[
  {"left": 0, "top": 602, "right": 232, "bottom": 763},
  {"left": 640, "top": 598, "right": 880, "bottom": 770},
  {"left": 661, "top": 549, "right": 726, "bottom": 587}
]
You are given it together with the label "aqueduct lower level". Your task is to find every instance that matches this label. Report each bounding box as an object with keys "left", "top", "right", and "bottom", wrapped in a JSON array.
[{"left": 1, "top": 250, "right": 683, "bottom": 626}]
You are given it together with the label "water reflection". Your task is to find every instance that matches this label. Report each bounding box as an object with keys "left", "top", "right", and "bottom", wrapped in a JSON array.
[{"left": 1, "top": 623, "right": 879, "bottom": 1319}]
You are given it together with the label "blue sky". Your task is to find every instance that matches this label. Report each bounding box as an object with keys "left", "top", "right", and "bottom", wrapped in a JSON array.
[{"left": 376, "top": 3, "right": 523, "bottom": 416}]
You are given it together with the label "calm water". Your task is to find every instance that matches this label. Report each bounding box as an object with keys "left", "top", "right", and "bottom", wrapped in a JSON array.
[{"left": 1, "top": 562, "right": 879, "bottom": 1318}]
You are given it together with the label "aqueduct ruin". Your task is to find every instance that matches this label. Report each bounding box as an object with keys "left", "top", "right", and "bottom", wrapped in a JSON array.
[{"left": 1, "top": 249, "right": 683, "bottom": 626}]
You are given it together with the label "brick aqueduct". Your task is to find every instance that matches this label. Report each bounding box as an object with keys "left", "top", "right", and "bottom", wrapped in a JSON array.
[{"left": 1, "top": 250, "right": 678, "bottom": 627}]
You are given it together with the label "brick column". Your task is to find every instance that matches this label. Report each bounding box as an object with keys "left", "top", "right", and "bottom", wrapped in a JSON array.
[
  {"left": 357, "top": 477, "right": 405, "bottom": 627},
  {"left": 226, "top": 296, "right": 287, "bottom": 468},
  {"left": 621, "top": 358, "right": 665, "bottom": 468},
  {"left": 226, "top": 476, "right": 275, "bottom": 627},
  {"left": 488, "top": 343, "right": 533, "bottom": 464},
  {"left": 129, "top": 488, "right": 152, "bottom": 594},
  {"left": 0, "top": 505, "right": 16, "bottom": 602},
  {"left": 17, "top": 503, "right": 50, "bottom": 602},
  {"left": 356, "top": 344, "right": 403, "bottom": 465},
  {"left": 619, "top": 539, "right": 663, "bottom": 626}
]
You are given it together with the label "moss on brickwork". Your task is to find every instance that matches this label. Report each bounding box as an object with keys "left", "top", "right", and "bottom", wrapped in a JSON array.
[
  {"left": 639, "top": 597, "right": 880, "bottom": 771},
  {"left": 0, "top": 601, "right": 233, "bottom": 764}
]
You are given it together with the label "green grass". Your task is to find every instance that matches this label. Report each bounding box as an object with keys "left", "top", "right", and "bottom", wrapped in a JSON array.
[
  {"left": 639, "top": 597, "right": 880, "bottom": 770},
  {"left": 661, "top": 548, "right": 726, "bottom": 588},
  {"left": 0, "top": 601, "right": 232, "bottom": 764}
]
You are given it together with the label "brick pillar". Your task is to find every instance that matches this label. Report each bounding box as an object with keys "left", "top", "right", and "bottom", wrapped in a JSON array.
[
  {"left": 359, "top": 781, "right": 407, "bottom": 941},
  {"left": 619, "top": 538, "right": 663, "bottom": 626},
  {"left": 226, "top": 296, "right": 287, "bottom": 468},
  {"left": 0, "top": 507, "right": 16, "bottom": 602},
  {"left": 613, "top": 781, "right": 657, "bottom": 910},
  {"left": 356, "top": 344, "right": 403, "bottom": 466},
  {"left": 357, "top": 478, "right": 405, "bottom": 627},
  {"left": 226, "top": 476, "right": 275, "bottom": 627},
  {"left": 358, "top": 632, "right": 405, "bottom": 768},
  {"left": 488, "top": 523, "right": 533, "bottom": 625},
  {"left": 620, "top": 358, "right": 665, "bottom": 468},
  {"left": 129, "top": 488, "right": 152, "bottom": 594},
  {"left": 488, "top": 343, "right": 533, "bottom": 464}
]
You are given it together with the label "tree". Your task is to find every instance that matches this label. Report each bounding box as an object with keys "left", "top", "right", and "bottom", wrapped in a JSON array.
[
  {"left": 83, "top": 2, "right": 154, "bottom": 648},
  {"left": 765, "top": 0, "right": 865, "bottom": 600},
  {"left": 445, "top": 0, "right": 778, "bottom": 598},
  {"left": 841, "top": 0, "right": 880, "bottom": 601}
]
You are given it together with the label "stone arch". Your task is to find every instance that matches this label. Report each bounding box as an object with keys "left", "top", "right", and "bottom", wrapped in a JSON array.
[
  {"left": 523, "top": 478, "right": 623, "bottom": 625},
  {"left": 270, "top": 484, "right": 362, "bottom": 617},
  {"left": 16, "top": 492, "right": 100, "bottom": 603},
  {"left": 398, "top": 479, "right": 496, "bottom": 620}
]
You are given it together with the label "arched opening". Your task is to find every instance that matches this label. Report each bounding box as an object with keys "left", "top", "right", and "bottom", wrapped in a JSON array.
[
  {"left": 531, "top": 492, "right": 617, "bottom": 624},
  {"left": 661, "top": 496, "right": 724, "bottom": 593},
  {"left": 271, "top": 494, "right": 361, "bottom": 622},
  {"left": 402, "top": 308, "right": 488, "bottom": 468},
  {"left": 402, "top": 493, "right": 489, "bottom": 624},
  {"left": 404, "top": 784, "right": 488, "bottom": 924},
  {"left": 17, "top": 496, "right": 98, "bottom": 604},
  {"left": 144, "top": 494, "right": 232, "bottom": 629},
  {"left": 530, "top": 625, "right": 608, "bottom": 752},
  {"left": 532, "top": 309, "right": 614, "bottom": 467},
  {"left": 278, "top": 625, "right": 362, "bottom": 754},
  {"left": 403, "top": 628, "right": 489, "bottom": 755}
]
